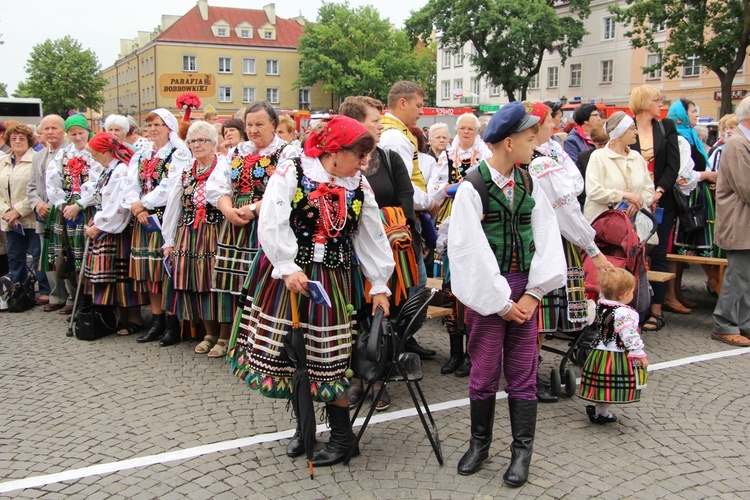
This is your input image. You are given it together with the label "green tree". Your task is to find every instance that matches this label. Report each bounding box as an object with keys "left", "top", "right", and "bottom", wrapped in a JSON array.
[
  {"left": 611, "top": 0, "right": 750, "bottom": 116},
  {"left": 406, "top": 0, "right": 591, "bottom": 102},
  {"left": 296, "top": 2, "right": 436, "bottom": 106},
  {"left": 0, "top": 83, "right": 7, "bottom": 98},
  {"left": 17, "top": 36, "right": 106, "bottom": 115}
]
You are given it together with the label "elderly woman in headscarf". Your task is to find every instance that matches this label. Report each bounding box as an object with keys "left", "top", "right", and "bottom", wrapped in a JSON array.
[
  {"left": 84, "top": 133, "right": 148, "bottom": 334},
  {"left": 229, "top": 115, "right": 394, "bottom": 468},
  {"left": 41, "top": 114, "right": 104, "bottom": 312},
  {"left": 205, "top": 101, "right": 298, "bottom": 354},
  {"left": 121, "top": 108, "right": 190, "bottom": 346}
]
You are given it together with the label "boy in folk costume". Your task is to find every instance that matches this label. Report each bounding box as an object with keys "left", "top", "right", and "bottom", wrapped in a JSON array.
[{"left": 447, "top": 102, "right": 566, "bottom": 485}]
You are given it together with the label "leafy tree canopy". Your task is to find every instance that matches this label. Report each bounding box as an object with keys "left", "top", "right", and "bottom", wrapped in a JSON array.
[
  {"left": 611, "top": 0, "right": 750, "bottom": 116},
  {"left": 18, "top": 36, "right": 106, "bottom": 116},
  {"left": 406, "top": 0, "right": 591, "bottom": 102},
  {"left": 0, "top": 83, "right": 7, "bottom": 98},
  {"left": 296, "top": 2, "right": 436, "bottom": 105}
]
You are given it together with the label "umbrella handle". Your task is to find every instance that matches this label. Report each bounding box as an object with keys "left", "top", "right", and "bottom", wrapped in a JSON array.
[{"left": 290, "top": 291, "right": 300, "bottom": 327}]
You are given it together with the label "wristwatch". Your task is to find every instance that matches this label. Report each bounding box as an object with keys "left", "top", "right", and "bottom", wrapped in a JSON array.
[
  {"left": 248, "top": 203, "right": 258, "bottom": 215},
  {"left": 656, "top": 187, "right": 665, "bottom": 194}
]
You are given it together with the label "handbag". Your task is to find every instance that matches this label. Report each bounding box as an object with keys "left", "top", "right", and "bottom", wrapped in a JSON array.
[
  {"left": 73, "top": 305, "right": 119, "bottom": 341},
  {"left": 672, "top": 185, "right": 706, "bottom": 233},
  {"left": 351, "top": 306, "right": 392, "bottom": 383},
  {"left": 7, "top": 269, "right": 37, "bottom": 313},
  {"left": 56, "top": 210, "right": 77, "bottom": 280}
]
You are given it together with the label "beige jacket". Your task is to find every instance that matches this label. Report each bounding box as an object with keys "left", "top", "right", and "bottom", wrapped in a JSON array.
[
  {"left": 715, "top": 125, "right": 750, "bottom": 250},
  {"left": 0, "top": 148, "right": 37, "bottom": 231}
]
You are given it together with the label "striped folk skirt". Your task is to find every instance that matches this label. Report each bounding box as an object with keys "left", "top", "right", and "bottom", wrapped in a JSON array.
[
  {"left": 164, "top": 222, "right": 220, "bottom": 321},
  {"left": 538, "top": 239, "right": 588, "bottom": 333},
  {"left": 228, "top": 253, "right": 355, "bottom": 403},
  {"left": 40, "top": 204, "right": 93, "bottom": 272},
  {"left": 577, "top": 349, "right": 648, "bottom": 404},
  {"left": 85, "top": 227, "right": 148, "bottom": 307},
  {"left": 130, "top": 216, "right": 165, "bottom": 294}
]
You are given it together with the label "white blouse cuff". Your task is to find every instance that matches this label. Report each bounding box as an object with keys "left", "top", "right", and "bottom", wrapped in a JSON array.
[
  {"left": 584, "top": 243, "right": 601, "bottom": 258},
  {"left": 498, "top": 300, "right": 513, "bottom": 317},
  {"left": 369, "top": 284, "right": 392, "bottom": 297},
  {"left": 270, "top": 262, "right": 303, "bottom": 280}
]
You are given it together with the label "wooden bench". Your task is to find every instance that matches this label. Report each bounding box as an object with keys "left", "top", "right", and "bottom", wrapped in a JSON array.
[
  {"left": 646, "top": 270, "right": 676, "bottom": 283},
  {"left": 666, "top": 254, "right": 728, "bottom": 294}
]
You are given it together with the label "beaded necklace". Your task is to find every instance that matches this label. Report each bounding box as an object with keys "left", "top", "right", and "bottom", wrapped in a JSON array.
[{"left": 308, "top": 183, "right": 348, "bottom": 242}]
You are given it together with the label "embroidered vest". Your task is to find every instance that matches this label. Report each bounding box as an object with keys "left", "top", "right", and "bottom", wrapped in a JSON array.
[
  {"left": 479, "top": 163, "right": 536, "bottom": 273},
  {"left": 62, "top": 153, "right": 91, "bottom": 201},
  {"left": 381, "top": 115, "right": 427, "bottom": 192},
  {"left": 94, "top": 164, "right": 116, "bottom": 211},
  {"left": 289, "top": 160, "right": 364, "bottom": 269},
  {"left": 228, "top": 143, "right": 286, "bottom": 202},
  {"left": 138, "top": 147, "right": 176, "bottom": 220},
  {"left": 592, "top": 303, "right": 635, "bottom": 349},
  {"left": 178, "top": 165, "right": 222, "bottom": 227}
]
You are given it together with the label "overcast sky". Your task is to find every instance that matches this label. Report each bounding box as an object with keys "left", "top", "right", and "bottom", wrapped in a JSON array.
[{"left": 1, "top": 0, "right": 428, "bottom": 95}]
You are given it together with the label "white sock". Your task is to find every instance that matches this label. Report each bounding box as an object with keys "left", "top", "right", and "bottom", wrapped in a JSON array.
[{"left": 595, "top": 403, "right": 611, "bottom": 416}]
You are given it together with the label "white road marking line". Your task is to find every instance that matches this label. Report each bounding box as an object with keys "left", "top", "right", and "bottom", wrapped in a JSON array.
[{"left": 1, "top": 346, "right": 748, "bottom": 493}]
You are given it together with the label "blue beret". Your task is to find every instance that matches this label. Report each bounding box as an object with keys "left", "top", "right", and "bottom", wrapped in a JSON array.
[{"left": 483, "top": 101, "right": 540, "bottom": 144}]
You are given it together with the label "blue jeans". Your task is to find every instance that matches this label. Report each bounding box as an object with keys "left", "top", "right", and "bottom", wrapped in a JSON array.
[{"left": 6, "top": 228, "right": 50, "bottom": 295}]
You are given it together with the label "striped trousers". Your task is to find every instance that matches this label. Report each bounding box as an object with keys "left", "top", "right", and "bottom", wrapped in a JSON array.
[{"left": 466, "top": 272, "right": 539, "bottom": 401}]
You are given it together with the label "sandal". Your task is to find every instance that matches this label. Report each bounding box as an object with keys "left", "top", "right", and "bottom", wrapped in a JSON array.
[
  {"left": 117, "top": 322, "right": 144, "bottom": 336},
  {"left": 642, "top": 313, "right": 665, "bottom": 332},
  {"left": 195, "top": 335, "right": 217, "bottom": 354},
  {"left": 208, "top": 339, "right": 229, "bottom": 358}
]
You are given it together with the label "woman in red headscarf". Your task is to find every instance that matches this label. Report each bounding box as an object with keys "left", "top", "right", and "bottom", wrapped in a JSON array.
[
  {"left": 84, "top": 133, "right": 148, "bottom": 334},
  {"left": 229, "top": 115, "right": 394, "bottom": 467}
]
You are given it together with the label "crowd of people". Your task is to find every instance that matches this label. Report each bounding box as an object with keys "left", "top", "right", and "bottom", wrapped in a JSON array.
[{"left": 1, "top": 81, "right": 748, "bottom": 487}]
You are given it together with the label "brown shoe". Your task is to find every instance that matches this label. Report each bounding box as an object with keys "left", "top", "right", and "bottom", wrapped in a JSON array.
[
  {"left": 59, "top": 305, "right": 74, "bottom": 315},
  {"left": 711, "top": 333, "right": 750, "bottom": 347},
  {"left": 43, "top": 303, "right": 63, "bottom": 312},
  {"left": 35, "top": 295, "right": 50, "bottom": 305},
  {"left": 663, "top": 301, "right": 692, "bottom": 314},
  {"left": 676, "top": 295, "right": 698, "bottom": 309}
]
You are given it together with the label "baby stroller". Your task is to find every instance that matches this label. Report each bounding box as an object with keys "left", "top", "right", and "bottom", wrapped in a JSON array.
[{"left": 543, "top": 208, "right": 657, "bottom": 397}]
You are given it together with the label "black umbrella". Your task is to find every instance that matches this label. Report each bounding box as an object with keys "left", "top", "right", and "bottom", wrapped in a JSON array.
[{"left": 283, "top": 292, "right": 316, "bottom": 479}]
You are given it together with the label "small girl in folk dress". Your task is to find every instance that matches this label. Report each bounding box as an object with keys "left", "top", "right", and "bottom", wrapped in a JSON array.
[{"left": 578, "top": 268, "right": 649, "bottom": 424}]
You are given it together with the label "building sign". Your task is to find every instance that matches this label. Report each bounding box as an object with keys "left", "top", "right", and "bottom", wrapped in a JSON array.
[
  {"left": 422, "top": 107, "right": 475, "bottom": 116},
  {"left": 479, "top": 105, "right": 500, "bottom": 112},
  {"left": 714, "top": 90, "right": 747, "bottom": 101},
  {"left": 159, "top": 73, "right": 216, "bottom": 98}
]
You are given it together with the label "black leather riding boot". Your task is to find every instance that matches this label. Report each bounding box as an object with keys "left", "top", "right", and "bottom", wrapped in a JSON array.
[
  {"left": 457, "top": 398, "right": 495, "bottom": 475},
  {"left": 312, "top": 404, "right": 358, "bottom": 466},
  {"left": 158, "top": 314, "right": 181, "bottom": 347},
  {"left": 137, "top": 313, "right": 165, "bottom": 343},
  {"left": 503, "top": 398, "right": 537, "bottom": 487}
]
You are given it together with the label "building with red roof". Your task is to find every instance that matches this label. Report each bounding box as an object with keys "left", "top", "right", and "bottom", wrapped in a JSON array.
[{"left": 101, "top": 1, "right": 332, "bottom": 124}]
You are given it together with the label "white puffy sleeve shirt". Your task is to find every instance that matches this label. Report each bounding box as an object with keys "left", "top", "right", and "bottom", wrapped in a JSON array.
[
  {"left": 595, "top": 298, "right": 646, "bottom": 358},
  {"left": 538, "top": 140, "right": 584, "bottom": 196},
  {"left": 675, "top": 136, "right": 701, "bottom": 195},
  {"left": 121, "top": 140, "right": 189, "bottom": 211},
  {"left": 527, "top": 152, "right": 600, "bottom": 257},
  {"left": 447, "top": 167, "right": 566, "bottom": 316},
  {"left": 380, "top": 124, "right": 433, "bottom": 211},
  {"left": 258, "top": 156, "right": 394, "bottom": 296},
  {"left": 427, "top": 140, "right": 491, "bottom": 205},
  {"left": 93, "top": 160, "right": 132, "bottom": 234},
  {"left": 159, "top": 154, "right": 194, "bottom": 248}
]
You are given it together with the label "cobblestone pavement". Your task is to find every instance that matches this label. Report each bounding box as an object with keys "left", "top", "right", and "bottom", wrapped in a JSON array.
[{"left": 2, "top": 267, "right": 750, "bottom": 499}]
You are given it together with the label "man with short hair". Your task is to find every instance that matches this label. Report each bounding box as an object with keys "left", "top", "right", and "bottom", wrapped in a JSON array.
[
  {"left": 711, "top": 96, "right": 750, "bottom": 347},
  {"left": 27, "top": 114, "right": 70, "bottom": 312},
  {"left": 563, "top": 104, "right": 601, "bottom": 164}
]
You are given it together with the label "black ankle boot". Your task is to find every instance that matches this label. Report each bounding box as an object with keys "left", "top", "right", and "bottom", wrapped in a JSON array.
[
  {"left": 287, "top": 419, "right": 315, "bottom": 457},
  {"left": 457, "top": 398, "right": 495, "bottom": 475},
  {"left": 312, "top": 404, "right": 358, "bottom": 467},
  {"left": 405, "top": 337, "right": 436, "bottom": 359},
  {"left": 137, "top": 313, "right": 165, "bottom": 343},
  {"left": 503, "top": 398, "right": 537, "bottom": 487},
  {"left": 441, "top": 335, "right": 464, "bottom": 374},
  {"left": 454, "top": 354, "right": 471, "bottom": 377},
  {"left": 159, "top": 314, "right": 181, "bottom": 347}
]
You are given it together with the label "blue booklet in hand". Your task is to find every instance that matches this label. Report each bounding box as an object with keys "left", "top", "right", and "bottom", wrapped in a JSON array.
[
  {"left": 445, "top": 184, "right": 460, "bottom": 198},
  {"left": 10, "top": 224, "right": 24, "bottom": 235},
  {"left": 307, "top": 280, "right": 332, "bottom": 307},
  {"left": 66, "top": 212, "right": 85, "bottom": 227},
  {"left": 142, "top": 214, "right": 162, "bottom": 233},
  {"left": 163, "top": 255, "right": 172, "bottom": 277}
]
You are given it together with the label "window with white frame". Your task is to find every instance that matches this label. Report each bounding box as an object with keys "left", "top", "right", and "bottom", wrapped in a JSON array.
[
  {"left": 183, "top": 55, "right": 196, "bottom": 72},
  {"left": 242, "top": 87, "right": 255, "bottom": 103},
  {"left": 603, "top": 17, "right": 616, "bottom": 40},
  {"left": 218, "top": 57, "right": 232, "bottom": 73},
  {"left": 547, "top": 67, "right": 558, "bottom": 88},
  {"left": 264, "top": 30, "right": 273, "bottom": 39},
  {"left": 683, "top": 55, "right": 701, "bottom": 77},
  {"left": 470, "top": 77, "right": 480, "bottom": 96},
  {"left": 600, "top": 60, "right": 614, "bottom": 84},
  {"left": 453, "top": 78, "right": 463, "bottom": 98},
  {"left": 646, "top": 54, "right": 662, "bottom": 80},
  {"left": 570, "top": 63, "right": 582, "bottom": 87},
  {"left": 266, "top": 87, "right": 280, "bottom": 104},
  {"left": 442, "top": 80, "right": 451, "bottom": 100},
  {"left": 240, "top": 28, "right": 251, "bottom": 38},
  {"left": 243, "top": 58, "right": 256, "bottom": 75},
  {"left": 442, "top": 50, "right": 451, "bottom": 69},
  {"left": 528, "top": 73, "right": 539, "bottom": 90},
  {"left": 219, "top": 86, "right": 233, "bottom": 103},
  {"left": 454, "top": 47, "right": 464, "bottom": 67},
  {"left": 299, "top": 88, "right": 311, "bottom": 110},
  {"left": 651, "top": 22, "right": 665, "bottom": 33},
  {"left": 490, "top": 84, "right": 500, "bottom": 96},
  {"left": 266, "top": 59, "right": 279, "bottom": 75},
  {"left": 217, "top": 27, "right": 228, "bottom": 37}
]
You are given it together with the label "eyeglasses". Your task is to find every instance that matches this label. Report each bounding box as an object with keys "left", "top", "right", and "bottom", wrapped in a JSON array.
[
  {"left": 187, "top": 138, "right": 212, "bottom": 146},
  {"left": 145, "top": 123, "right": 167, "bottom": 129},
  {"left": 9, "top": 136, "right": 28, "bottom": 142},
  {"left": 342, "top": 148, "right": 368, "bottom": 160},
  {"left": 652, "top": 97, "right": 664, "bottom": 103}
]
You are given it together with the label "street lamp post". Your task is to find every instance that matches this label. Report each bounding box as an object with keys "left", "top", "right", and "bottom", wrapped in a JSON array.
[{"left": 560, "top": 96, "right": 568, "bottom": 106}]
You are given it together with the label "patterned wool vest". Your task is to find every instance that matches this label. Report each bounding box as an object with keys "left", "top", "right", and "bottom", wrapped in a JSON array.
[
  {"left": 178, "top": 165, "right": 222, "bottom": 227},
  {"left": 381, "top": 115, "right": 427, "bottom": 192},
  {"left": 479, "top": 162, "right": 536, "bottom": 273},
  {"left": 228, "top": 143, "right": 287, "bottom": 202},
  {"left": 138, "top": 147, "right": 176, "bottom": 221},
  {"left": 289, "top": 160, "right": 365, "bottom": 270}
]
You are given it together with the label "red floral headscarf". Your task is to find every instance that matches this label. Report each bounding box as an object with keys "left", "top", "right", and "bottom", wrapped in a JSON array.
[
  {"left": 303, "top": 115, "right": 368, "bottom": 158},
  {"left": 523, "top": 101, "right": 549, "bottom": 125},
  {"left": 88, "top": 132, "right": 133, "bottom": 165}
]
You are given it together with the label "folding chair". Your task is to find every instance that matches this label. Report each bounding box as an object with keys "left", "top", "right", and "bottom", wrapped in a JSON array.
[{"left": 346, "top": 288, "right": 444, "bottom": 465}]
